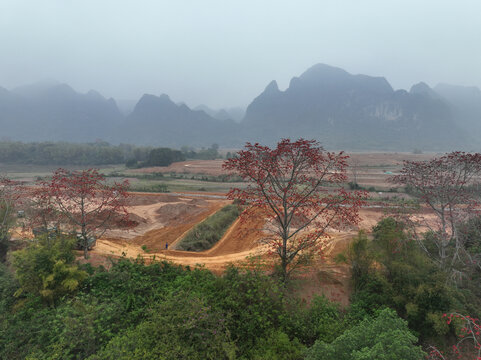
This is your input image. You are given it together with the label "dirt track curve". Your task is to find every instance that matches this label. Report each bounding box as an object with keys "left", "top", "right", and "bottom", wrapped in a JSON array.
[{"left": 88, "top": 192, "right": 388, "bottom": 273}]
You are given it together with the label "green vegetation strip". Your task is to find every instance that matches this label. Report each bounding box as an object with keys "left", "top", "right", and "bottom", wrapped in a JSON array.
[{"left": 176, "top": 204, "right": 240, "bottom": 251}]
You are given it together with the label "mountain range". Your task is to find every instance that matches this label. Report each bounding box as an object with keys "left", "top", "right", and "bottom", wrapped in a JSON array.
[{"left": 1, "top": 64, "right": 480, "bottom": 151}]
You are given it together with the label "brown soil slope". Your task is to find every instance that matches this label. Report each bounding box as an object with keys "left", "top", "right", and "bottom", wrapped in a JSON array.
[{"left": 93, "top": 191, "right": 387, "bottom": 273}]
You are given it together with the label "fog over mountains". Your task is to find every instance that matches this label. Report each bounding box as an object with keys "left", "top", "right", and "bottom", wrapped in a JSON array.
[{"left": 1, "top": 64, "right": 480, "bottom": 151}]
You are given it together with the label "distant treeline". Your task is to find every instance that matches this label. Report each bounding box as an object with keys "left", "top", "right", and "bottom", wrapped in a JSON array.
[
  {"left": 128, "top": 144, "right": 222, "bottom": 168},
  {"left": 0, "top": 141, "right": 150, "bottom": 165},
  {"left": 0, "top": 141, "right": 223, "bottom": 166}
]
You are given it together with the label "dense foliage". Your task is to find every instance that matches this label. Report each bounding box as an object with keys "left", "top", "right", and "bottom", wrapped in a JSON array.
[
  {"left": 180, "top": 144, "right": 221, "bottom": 160},
  {"left": 344, "top": 217, "right": 481, "bottom": 357},
  {"left": 0, "top": 141, "right": 222, "bottom": 167},
  {"left": 145, "top": 147, "right": 185, "bottom": 167},
  {"left": 0, "top": 235, "right": 427, "bottom": 359},
  {"left": 306, "top": 308, "right": 425, "bottom": 360},
  {"left": 0, "top": 141, "right": 150, "bottom": 165},
  {"left": 128, "top": 144, "right": 222, "bottom": 168}
]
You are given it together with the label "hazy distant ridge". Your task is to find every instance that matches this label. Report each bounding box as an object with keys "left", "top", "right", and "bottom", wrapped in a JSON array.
[
  {"left": 242, "top": 64, "right": 473, "bottom": 150},
  {"left": 0, "top": 81, "right": 122, "bottom": 143},
  {"left": 1, "top": 64, "right": 480, "bottom": 150},
  {"left": 119, "top": 94, "right": 239, "bottom": 147}
]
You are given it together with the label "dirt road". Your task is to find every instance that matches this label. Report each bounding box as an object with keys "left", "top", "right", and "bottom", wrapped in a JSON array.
[{"left": 91, "top": 192, "right": 388, "bottom": 273}]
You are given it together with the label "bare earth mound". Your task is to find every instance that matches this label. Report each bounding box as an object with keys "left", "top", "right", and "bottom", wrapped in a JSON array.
[{"left": 95, "top": 193, "right": 388, "bottom": 266}]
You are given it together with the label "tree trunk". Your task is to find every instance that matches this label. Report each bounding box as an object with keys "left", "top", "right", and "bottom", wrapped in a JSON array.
[
  {"left": 280, "top": 234, "right": 288, "bottom": 282},
  {"left": 82, "top": 224, "right": 89, "bottom": 259},
  {"left": 83, "top": 236, "right": 89, "bottom": 259}
]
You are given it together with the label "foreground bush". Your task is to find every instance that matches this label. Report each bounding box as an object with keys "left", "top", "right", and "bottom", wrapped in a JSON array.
[
  {"left": 7, "top": 223, "right": 471, "bottom": 359},
  {"left": 11, "top": 236, "right": 87, "bottom": 305},
  {"left": 348, "top": 219, "right": 459, "bottom": 339},
  {"left": 306, "top": 308, "right": 425, "bottom": 360},
  {"left": 249, "top": 330, "right": 305, "bottom": 360},
  {"left": 93, "top": 292, "right": 236, "bottom": 360},
  {"left": 1, "top": 249, "right": 350, "bottom": 359}
]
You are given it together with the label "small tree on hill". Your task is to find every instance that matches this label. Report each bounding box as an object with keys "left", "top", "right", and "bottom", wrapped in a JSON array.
[
  {"left": 223, "top": 139, "right": 367, "bottom": 281},
  {"left": 38, "top": 169, "right": 131, "bottom": 259},
  {"left": 390, "top": 151, "right": 481, "bottom": 281}
]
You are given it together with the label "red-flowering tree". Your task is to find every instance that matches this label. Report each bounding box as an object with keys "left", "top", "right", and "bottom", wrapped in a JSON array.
[
  {"left": 446, "top": 313, "right": 481, "bottom": 359},
  {"left": 27, "top": 181, "right": 59, "bottom": 233},
  {"left": 427, "top": 313, "right": 481, "bottom": 360},
  {"left": 223, "top": 139, "right": 367, "bottom": 281},
  {"left": 39, "top": 169, "right": 131, "bottom": 259},
  {"left": 390, "top": 152, "right": 481, "bottom": 280}
]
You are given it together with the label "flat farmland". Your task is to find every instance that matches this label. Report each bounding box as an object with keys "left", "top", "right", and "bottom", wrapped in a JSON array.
[
  {"left": 346, "top": 152, "right": 436, "bottom": 189},
  {"left": 128, "top": 159, "right": 227, "bottom": 176},
  {"left": 124, "top": 152, "right": 437, "bottom": 192}
]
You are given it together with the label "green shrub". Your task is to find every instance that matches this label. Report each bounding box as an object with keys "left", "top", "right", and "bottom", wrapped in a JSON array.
[
  {"left": 146, "top": 148, "right": 185, "bottom": 167},
  {"left": 0, "top": 262, "right": 17, "bottom": 314},
  {"left": 92, "top": 292, "right": 236, "bottom": 360},
  {"left": 213, "top": 267, "right": 286, "bottom": 353},
  {"left": 306, "top": 308, "right": 425, "bottom": 360},
  {"left": 0, "top": 296, "right": 59, "bottom": 360},
  {"left": 349, "top": 218, "right": 460, "bottom": 339},
  {"left": 284, "top": 295, "right": 344, "bottom": 346},
  {"left": 125, "top": 158, "right": 138, "bottom": 168},
  {"left": 11, "top": 236, "right": 87, "bottom": 304},
  {"left": 348, "top": 182, "right": 363, "bottom": 190},
  {"left": 249, "top": 330, "right": 305, "bottom": 360},
  {"left": 343, "top": 231, "right": 374, "bottom": 291},
  {"left": 46, "top": 300, "right": 100, "bottom": 359}
]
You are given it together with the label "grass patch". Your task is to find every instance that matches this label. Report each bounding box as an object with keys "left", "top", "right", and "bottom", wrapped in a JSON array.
[
  {"left": 176, "top": 204, "right": 240, "bottom": 251},
  {"left": 130, "top": 182, "right": 170, "bottom": 193},
  {"left": 106, "top": 171, "right": 247, "bottom": 193},
  {"left": 127, "top": 177, "right": 244, "bottom": 193}
]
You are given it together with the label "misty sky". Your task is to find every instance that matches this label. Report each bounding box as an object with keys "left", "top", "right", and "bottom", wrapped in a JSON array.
[{"left": 1, "top": 0, "right": 480, "bottom": 109}]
